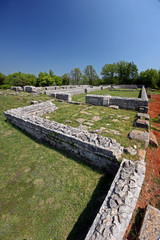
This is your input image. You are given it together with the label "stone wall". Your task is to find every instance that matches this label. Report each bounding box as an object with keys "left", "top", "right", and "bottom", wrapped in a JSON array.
[
  {"left": 112, "top": 84, "right": 138, "bottom": 89},
  {"left": 85, "top": 86, "right": 148, "bottom": 112},
  {"left": 85, "top": 159, "right": 146, "bottom": 240},
  {"left": 4, "top": 101, "right": 124, "bottom": 172}
]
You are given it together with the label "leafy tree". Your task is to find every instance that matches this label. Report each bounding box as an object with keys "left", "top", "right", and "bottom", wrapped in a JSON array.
[
  {"left": 54, "top": 76, "right": 63, "bottom": 86},
  {"left": 49, "top": 69, "right": 54, "bottom": 78},
  {"left": 83, "top": 65, "right": 99, "bottom": 85},
  {"left": 101, "top": 63, "right": 118, "bottom": 84},
  {"left": 140, "top": 69, "right": 159, "bottom": 88},
  {"left": 70, "top": 68, "right": 82, "bottom": 85},
  {"left": 0, "top": 73, "right": 6, "bottom": 85},
  {"left": 62, "top": 73, "right": 70, "bottom": 85},
  {"left": 4, "top": 72, "right": 37, "bottom": 87},
  {"left": 37, "top": 72, "right": 55, "bottom": 86}
]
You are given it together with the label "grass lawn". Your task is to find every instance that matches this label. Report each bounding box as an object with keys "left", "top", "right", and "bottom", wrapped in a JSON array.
[
  {"left": 0, "top": 91, "right": 114, "bottom": 240},
  {"left": 43, "top": 100, "right": 144, "bottom": 150},
  {"left": 72, "top": 88, "right": 140, "bottom": 103}
]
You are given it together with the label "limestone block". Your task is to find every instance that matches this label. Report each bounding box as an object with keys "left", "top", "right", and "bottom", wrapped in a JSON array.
[
  {"left": 139, "top": 204, "right": 160, "bottom": 240},
  {"left": 135, "top": 119, "right": 149, "bottom": 130},
  {"left": 129, "top": 130, "right": 149, "bottom": 148},
  {"left": 149, "top": 130, "right": 159, "bottom": 148}
]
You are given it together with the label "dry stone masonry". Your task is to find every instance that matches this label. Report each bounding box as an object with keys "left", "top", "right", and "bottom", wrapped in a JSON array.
[
  {"left": 86, "top": 86, "right": 148, "bottom": 113},
  {"left": 4, "top": 101, "right": 123, "bottom": 172},
  {"left": 4, "top": 88, "right": 148, "bottom": 239},
  {"left": 85, "top": 159, "right": 146, "bottom": 240}
]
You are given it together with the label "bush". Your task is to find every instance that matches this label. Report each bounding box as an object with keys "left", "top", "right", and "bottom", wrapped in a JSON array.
[{"left": 0, "top": 84, "right": 11, "bottom": 89}]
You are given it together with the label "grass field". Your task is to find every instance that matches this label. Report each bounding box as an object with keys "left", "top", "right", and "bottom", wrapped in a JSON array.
[
  {"left": 0, "top": 91, "right": 115, "bottom": 240},
  {"left": 72, "top": 88, "right": 140, "bottom": 103},
  {"left": 43, "top": 100, "right": 144, "bottom": 150},
  {"left": 0, "top": 90, "right": 144, "bottom": 239}
]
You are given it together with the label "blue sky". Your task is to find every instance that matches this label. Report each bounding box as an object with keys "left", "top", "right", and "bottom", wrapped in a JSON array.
[{"left": 0, "top": 0, "right": 160, "bottom": 77}]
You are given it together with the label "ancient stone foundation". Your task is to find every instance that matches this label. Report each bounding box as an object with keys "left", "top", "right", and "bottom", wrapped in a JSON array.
[
  {"left": 4, "top": 101, "right": 123, "bottom": 172},
  {"left": 86, "top": 86, "right": 148, "bottom": 113},
  {"left": 85, "top": 159, "right": 146, "bottom": 240},
  {"left": 4, "top": 100, "right": 147, "bottom": 240}
]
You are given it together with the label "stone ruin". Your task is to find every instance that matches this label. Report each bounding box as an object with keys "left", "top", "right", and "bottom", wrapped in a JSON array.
[{"left": 4, "top": 85, "right": 158, "bottom": 239}]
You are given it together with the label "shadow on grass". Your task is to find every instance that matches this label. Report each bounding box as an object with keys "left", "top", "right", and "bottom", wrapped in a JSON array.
[
  {"left": 5, "top": 120, "right": 118, "bottom": 239},
  {"left": 126, "top": 207, "right": 145, "bottom": 240},
  {"left": 67, "top": 173, "right": 114, "bottom": 240}
]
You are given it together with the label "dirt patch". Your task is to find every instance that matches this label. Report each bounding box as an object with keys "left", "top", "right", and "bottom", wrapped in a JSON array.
[{"left": 124, "top": 94, "right": 160, "bottom": 240}]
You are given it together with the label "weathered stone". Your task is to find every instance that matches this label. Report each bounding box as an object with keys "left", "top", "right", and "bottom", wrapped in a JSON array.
[
  {"left": 137, "top": 113, "right": 150, "bottom": 121},
  {"left": 124, "top": 147, "right": 137, "bottom": 156},
  {"left": 76, "top": 118, "right": 86, "bottom": 123},
  {"left": 135, "top": 119, "right": 149, "bottom": 129},
  {"left": 139, "top": 204, "right": 160, "bottom": 240},
  {"left": 92, "top": 116, "right": 102, "bottom": 121},
  {"left": 128, "top": 130, "right": 149, "bottom": 148},
  {"left": 109, "top": 105, "right": 119, "bottom": 109},
  {"left": 138, "top": 149, "right": 146, "bottom": 161},
  {"left": 149, "top": 130, "right": 159, "bottom": 148}
]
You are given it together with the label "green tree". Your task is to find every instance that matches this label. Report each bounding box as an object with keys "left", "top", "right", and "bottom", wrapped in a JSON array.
[
  {"left": 140, "top": 69, "right": 159, "bottom": 88},
  {"left": 101, "top": 63, "right": 118, "bottom": 84},
  {"left": 83, "top": 65, "right": 98, "bottom": 85},
  {"left": 81, "top": 75, "right": 89, "bottom": 85},
  {"left": 0, "top": 73, "right": 6, "bottom": 85},
  {"left": 37, "top": 72, "right": 55, "bottom": 86},
  {"left": 62, "top": 73, "right": 70, "bottom": 85},
  {"left": 54, "top": 76, "right": 63, "bottom": 86},
  {"left": 4, "top": 72, "right": 37, "bottom": 87},
  {"left": 70, "top": 68, "right": 82, "bottom": 85},
  {"left": 49, "top": 69, "right": 54, "bottom": 78}
]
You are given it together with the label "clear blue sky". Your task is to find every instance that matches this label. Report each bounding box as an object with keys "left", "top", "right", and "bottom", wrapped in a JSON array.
[{"left": 0, "top": 0, "right": 160, "bottom": 77}]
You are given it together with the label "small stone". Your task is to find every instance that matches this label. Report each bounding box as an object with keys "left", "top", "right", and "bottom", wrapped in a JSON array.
[
  {"left": 85, "top": 122, "right": 94, "bottom": 126},
  {"left": 138, "top": 149, "right": 146, "bottom": 161},
  {"left": 135, "top": 119, "right": 149, "bottom": 129},
  {"left": 149, "top": 130, "right": 159, "bottom": 148},
  {"left": 124, "top": 147, "right": 137, "bottom": 156},
  {"left": 109, "top": 198, "right": 118, "bottom": 208},
  {"left": 92, "top": 116, "right": 102, "bottom": 121},
  {"left": 66, "top": 120, "right": 72, "bottom": 123},
  {"left": 123, "top": 116, "right": 130, "bottom": 120},
  {"left": 45, "top": 116, "right": 50, "bottom": 119},
  {"left": 109, "top": 105, "right": 119, "bottom": 109},
  {"left": 76, "top": 118, "right": 86, "bottom": 123},
  {"left": 112, "top": 119, "right": 119, "bottom": 122}
]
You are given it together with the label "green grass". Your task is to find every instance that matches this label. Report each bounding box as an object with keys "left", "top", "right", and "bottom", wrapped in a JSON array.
[
  {"left": 72, "top": 89, "right": 140, "bottom": 103},
  {"left": 43, "top": 100, "right": 145, "bottom": 151},
  {"left": 0, "top": 91, "right": 109, "bottom": 240}
]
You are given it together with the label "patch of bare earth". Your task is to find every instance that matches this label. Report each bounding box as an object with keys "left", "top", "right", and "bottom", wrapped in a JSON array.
[{"left": 124, "top": 94, "right": 160, "bottom": 240}]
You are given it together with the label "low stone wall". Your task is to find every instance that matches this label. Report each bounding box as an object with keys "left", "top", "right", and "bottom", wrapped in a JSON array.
[
  {"left": 112, "top": 84, "right": 138, "bottom": 89},
  {"left": 85, "top": 86, "right": 148, "bottom": 112},
  {"left": 23, "top": 86, "right": 44, "bottom": 93},
  {"left": 85, "top": 159, "right": 146, "bottom": 240},
  {"left": 4, "top": 101, "right": 124, "bottom": 172}
]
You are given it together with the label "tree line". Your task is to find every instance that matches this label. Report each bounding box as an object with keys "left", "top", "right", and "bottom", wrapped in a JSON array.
[{"left": 0, "top": 61, "right": 160, "bottom": 89}]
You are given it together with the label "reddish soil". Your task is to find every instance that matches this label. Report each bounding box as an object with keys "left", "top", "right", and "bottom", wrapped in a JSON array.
[{"left": 124, "top": 94, "right": 160, "bottom": 240}]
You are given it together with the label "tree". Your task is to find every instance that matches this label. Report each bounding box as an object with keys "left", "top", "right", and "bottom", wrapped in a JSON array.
[
  {"left": 49, "top": 69, "right": 54, "bottom": 78},
  {"left": 83, "top": 65, "right": 99, "bottom": 85},
  {"left": 70, "top": 68, "right": 82, "bottom": 85},
  {"left": 37, "top": 72, "right": 55, "bottom": 86},
  {"left": 140, "top": 69, "right": 159, "bottom": 88},
  {"left": 4, "top": 72, "right": 37, "bottom": 87},
  {"left": 101, "top": 63, "right": 118, "bottom": 84},
  {"left": 62, "top": 73, "right": 70, "bottom": 85},
  {"left": 0, "top": 73, "right": 6, "bottom": 85},
  {"left": 54, "top": 76, "right": 63, "bottom": 86},
  {"left": 81, "top": 75, "right": 89, "bottom": 85}
]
